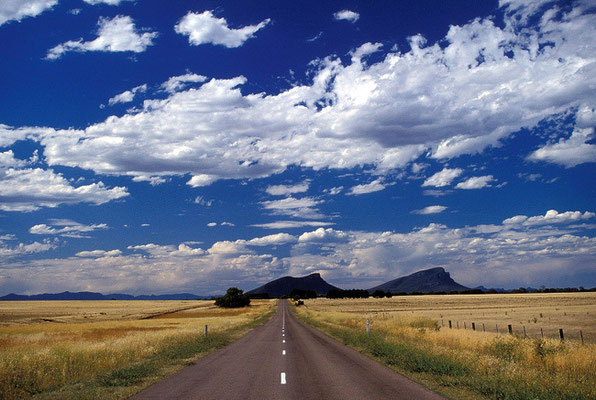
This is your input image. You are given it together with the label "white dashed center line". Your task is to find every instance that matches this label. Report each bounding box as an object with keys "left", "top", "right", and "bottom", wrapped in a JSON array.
[
  {"left": 282, "top": 350, "right": 286, "bottom": 355},
  {"left": 281, "top": 372, "right": 286, "bottom": 384},
  {"left": 283, "top": 339, "right": 285, "bottom": 343}
]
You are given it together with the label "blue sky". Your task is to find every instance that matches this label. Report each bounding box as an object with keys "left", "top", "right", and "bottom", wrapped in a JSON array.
[{"left": 0, "top": 0, "right": 595, "bottom": 295}]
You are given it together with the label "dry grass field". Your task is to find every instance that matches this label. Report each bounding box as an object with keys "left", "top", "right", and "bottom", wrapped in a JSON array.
[
  {"left": 294, "top": 293, "right": 596, "bottom": 399},
  {"left": 301, "top": 292, "right": 596, "bottom": 342},
  {"left": 0, "top": 299, "right": 276, "bottom": 400}
]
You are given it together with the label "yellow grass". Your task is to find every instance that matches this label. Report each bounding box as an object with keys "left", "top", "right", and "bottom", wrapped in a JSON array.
[
  {"left": 294, "top": 293, "right": 596, "bottom": 399},
  {"left": 302, "top": 292, "right": 596, "bottom": 342},
  {"left": 0, "top": 300, "right": 276, "bottom": 399}
]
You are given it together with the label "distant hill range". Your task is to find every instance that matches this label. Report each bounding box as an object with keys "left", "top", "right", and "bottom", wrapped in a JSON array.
[
  {"left": 246, "top": 273, "right": 340, "bottom": 298},
  {"left": 0, "top": 291, "right": 208, "bottom": 301},
  {"left": 368, "top": 267, "right": 469, "bottom": 293}
]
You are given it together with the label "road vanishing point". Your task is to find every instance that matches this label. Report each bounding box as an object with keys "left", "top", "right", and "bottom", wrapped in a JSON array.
[{"left": 131, "top": 301, "right": 445, "bottom": 399}]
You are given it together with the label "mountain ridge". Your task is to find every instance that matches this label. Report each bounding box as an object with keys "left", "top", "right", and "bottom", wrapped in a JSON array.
[
  {"left": 368, "top": 267, "right": 469, "bottom": 293},
  {"left": 0, "top": 291, "right": 209, "bottom": 301},
  {"left": 246, "top": 273, "right": 340, "bottom": 298}
]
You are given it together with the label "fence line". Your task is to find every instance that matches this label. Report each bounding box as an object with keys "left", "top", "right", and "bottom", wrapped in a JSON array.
[{"left": 442, "top": 318, "right": 587, "bottom": 343}]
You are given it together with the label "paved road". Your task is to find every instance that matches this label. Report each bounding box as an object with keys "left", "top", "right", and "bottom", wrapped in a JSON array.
[{"left": 131, "top": 301, "right": 445, "bottom": 399}]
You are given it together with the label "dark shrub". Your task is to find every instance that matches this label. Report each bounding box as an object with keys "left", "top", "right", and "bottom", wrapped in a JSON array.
[{"left": 215, "top": 287, "right": 250, "bottom": 308}]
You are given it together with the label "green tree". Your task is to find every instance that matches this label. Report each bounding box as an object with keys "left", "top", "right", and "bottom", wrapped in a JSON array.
[{"left": 215, "top": 287, "right": 250, "bottom": 308}]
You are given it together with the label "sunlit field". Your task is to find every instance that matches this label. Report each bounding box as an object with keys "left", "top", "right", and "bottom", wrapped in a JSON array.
[
  {"left": 294, "top": 293, "right": 596, "bottom": 399},
  {"left": 0, "top": 300, "right": 276, "bottom": 400}
]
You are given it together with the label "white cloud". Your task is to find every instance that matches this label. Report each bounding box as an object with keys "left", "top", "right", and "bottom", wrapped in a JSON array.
[
  {"left": 422, "top": 168, "right": 463, "bottom": 187},
  {"left": 0, "top": 0, "right": 57, "bottom": 26},
  {"left": 4, "top": 1, "right": 594, "bottom": 189},
  {"left": 0, "top": 239, "right": 57, "bottom": 259},
  {"left": 108, "top": 84, "right": 147, "bottom": 106},
  {"left": 3, "top": 209, "right": 595, "bottom": 294},
  {"left": 325, "top": 186, "right": 343, "bottom": 195},
  {"left": 347, "top": 179, "right": 386, "bottom": 195},
  {"left": 503, "top": 209, "right": 595, "bottom": 226},
  {"left": 161, "top": 73, "right": 207, "bottom": 94},
  {"left": 246, "top": 233, "right": 296, "bottom": 246},
  {"left": 46, "top": 15, "right": 157, "bottom": 59},
  {"left": 455, "top": 175, "right": 495, "bottom": 189},
  {"left": 260, "top": 196, "right": 324, "bottom": 219},
  {"left": 298, "top": 228, "right": 348, "bottom": 243},
  {"left": 174, "top": 11, "right": 270, "bottom": 48},
  {"left": 76, "top": 249, "right": 121, "bottom": 257},
  {"left": 528, "top": 126, "right": 596, "bottom": 167},
  {"left": 83, "top": 0, "right": 133, "bottom": 5},
  {"left": 30, "top": 221, "right": 108, "bottom": 238},
  {"left": 193, "top": 196, "right": 213, "bottom": 206},
  {"left": 221, "top": 221, "right": 235, "bottom": 226},
  {"left": 251, "top": 221, "right": 335, "bottom": 229},
  {"left": 265, "top": 181, "right": 309, "bottom": 196},
  {"left": 0, "top": 163, "right": 128, "bottom": 212},
  {"left": 412, "top": 205, "right": 447, "bottom": 215},
  {"left": 334, "top": 10, "right": 359, "bottom": 23},
  {"left": 207, "top": 222, "right": 217, "bottom": 227}
]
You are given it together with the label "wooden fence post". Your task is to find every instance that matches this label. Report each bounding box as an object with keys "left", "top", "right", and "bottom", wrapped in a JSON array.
[
  {"left": 508, "top": 324, "right": 513, "bottom": 335},
  {"left": 559, "top": 328, "right": 564, "bottom": 341},
  {"left": 496, "top": 324, "right": 499, "bottom": 334},
  {"left": 205, "top": 324, "right": 208, "bottom": 337},
  {"left": 540, "top": 327, "right": 544, "bottom": 339},
  {"left": 523, "top": 326, "right": 527, "bottom": 337},
  {"left": 580, "top": 330, "right": 584, "bottom": 345},
  {"left": 482, "top": 323, "right": 485, "bottom": 332},
  {"left": 449, "top": 320, "right": 452, "bottom": 329},
  {"left": 464, "top": 322, "right": 467, "bottom": 330},
  {"left": 472, "top": 322, "right": 476, "bottom": 331}
]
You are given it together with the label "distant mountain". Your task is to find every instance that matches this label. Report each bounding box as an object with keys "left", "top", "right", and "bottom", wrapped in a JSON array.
[
  {"left": 368, "top": 267, "right": 469, "bottom": 293},
  {"left": 0, "top": 291, "right": 208, "bottom": 301},
  {"left": 475, "top": 286, "right": 507, "bottom": 293},
  {"left": 246, "top": 273, "right": 340, "bottom": 298}
]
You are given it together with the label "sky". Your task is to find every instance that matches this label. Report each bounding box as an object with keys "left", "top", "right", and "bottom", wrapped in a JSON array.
[{"left": 0, "top": 0, "right": 595, "bottom": 296}]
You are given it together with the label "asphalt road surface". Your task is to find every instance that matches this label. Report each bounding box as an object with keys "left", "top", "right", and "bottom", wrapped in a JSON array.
[{"left": 131, "top": 301, "right": 445, "bottom": 399}]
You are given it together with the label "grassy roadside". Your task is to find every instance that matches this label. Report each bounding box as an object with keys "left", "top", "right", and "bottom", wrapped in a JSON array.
[
  {"left": 291, "top": 300, "right": 595, "bottom": 400},
  {"left": 1, "top": 300, "right": 276, "bottom": 400}
]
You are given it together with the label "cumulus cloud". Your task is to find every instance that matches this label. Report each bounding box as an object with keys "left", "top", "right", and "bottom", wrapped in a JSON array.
[
  {"left": 260, "top": 196, "right": 324, "bottom": 219},
  {"left": 251, "top": 221, "right": 335, "bottom": 229},
  {"left": 0, "top": 239, "right": 57, "bottom": 259},
  {"left": 265, "top": 181, "right": 310, "bottom": 196},
  {"left": 0, "top": 0, "right": 57, "bottom": 26},
  {"left": 3, "top": 1, "right": 594, "bottom": 191},
  {"left": 161, "top": 73, "right": 207, "bottom": 94},
  {"left": 298, "top": 227, "right": 348, "bottom": 243},
  {"left": 503, "top": 209, "right": 595, "bottom": 226},
  {"left": 347, "top": 179, "right": 386, "bottom": 195},
  {"left": 175, "top": 11, "right": 270, "bottom": 48},
  {"left": 528, "top": 126, "right": 596, "bottom": 167},
  {"left": 30, "top": 221, "right": 108, "bottom": 238},
  {"left": 0, "top": 150, "right": 128, "bottom": 211},
  {"left": 46, "top": 15, "right": 157, "bottom": 59},
  {"left": 3, "top": 210, "right": 595, "bottom": 294},
  {"left": 412, "top": 205, "right": 447, "bottom": 215},
  {"left": 76, "top": 249, "right": 122, "bottom": 257},
  {"left": 83, "top": 0, "right": 133, "bottom": 5},
  {"left": 334, "top": 10, "right": 359, "bottom": 23},
  {"left": 246, "top": 233, "right": 296, "bottom": 246},
  {"left": 422, "top": 168, "right": 463, "bottom": 188},
  {"left": 455, "top": 175, "right": 495, "bottom": 189},
  {"left": 108, "top": 84, "right": 147, "bottom": 106}
]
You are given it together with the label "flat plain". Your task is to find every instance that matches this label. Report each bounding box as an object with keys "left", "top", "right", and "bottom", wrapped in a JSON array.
[
  {"left": 300, "top": 292, "right": 596, "bottom": 342},
  {"left": 294, "top": 293, "right": 596, "bottom": 399},
  {"left": 0, "top": 299, "right": 276, "bottom": 400}
]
